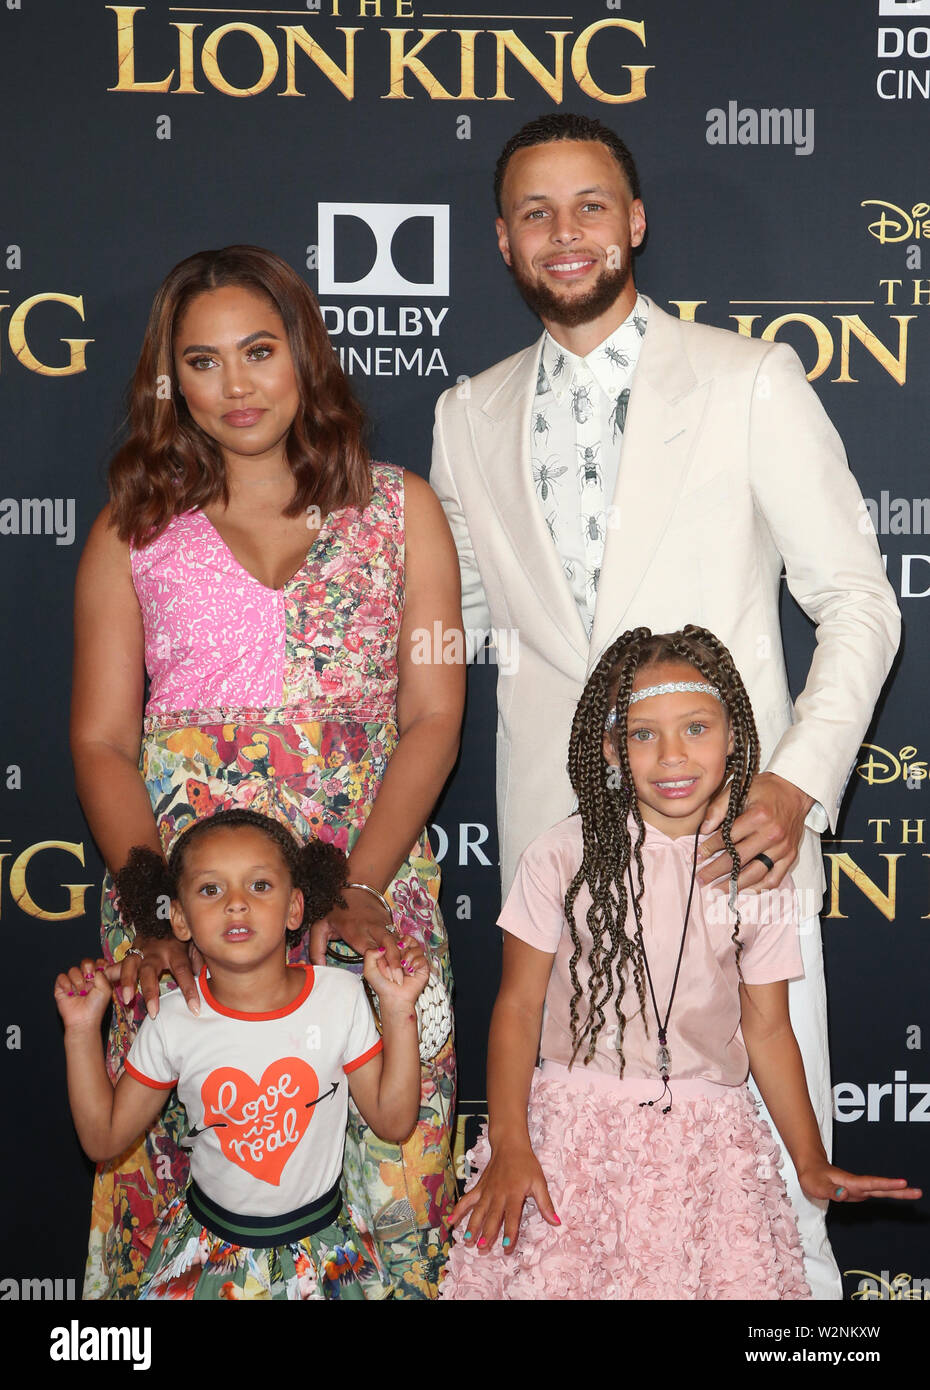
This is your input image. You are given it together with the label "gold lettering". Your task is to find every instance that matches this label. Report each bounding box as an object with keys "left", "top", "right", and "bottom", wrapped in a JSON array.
[
  {"left": 823, "top": 852, "right": 901, "bottom": 921},
  {"left": 571, "top": 18, "right": 652, "bottom": 105},
  {"left": 901, "top": 819, "right": 925, "bottom": 844},
  {"left": 832, "top": 314, "right": 912, "bottom": 386},
  {"left": 395, "top": 0, "right": 414, "bottom": 13},
  {"left": 760, "top": 313, "right": 834, "bottom": 381},
  {"left": 912, "top": 278, "right": 930, "bottom": 306},
  {"left": 8, "top": 294, "right": 93, "bottom": 377},
  {"left": 731, "top": 314, "right": 761, "bottom": 338},
  {"left": 201, "top": 23, "right": 279, "bottom": 98},
  {"left": 858, "top": 746, "right": 903, "bottom": 786},
  {"left": 107, "top": 5, "right": 175, "bottom": 93},
  {"left": 879, "top": 278, "right": 902, "bottom": 305},
  {"left": 666, "top": 301, "right": 707, "bottom": 323},
  {"left": 170, "top": 23, "right": 204, "bottom": 94},
  {"left": 280, "top": 26, "right": 359, "bottom": 99},
  {"left": 384, "top": 28, "right": 455, "bottom": 99},
  {"left": 861, "top": 201, "right": 923, "bottom": 244},
  {"left": 453, "top": 30, "right": 479, "bottom": 101},
  {"left": 359, "top": 0, "right": 381, "bottom": 14},
  {"left": 8, "top": 841, "right": 94, "bottom": 922},
  {"left": 490, "top": 29, "right": 570, "bottom": 103},
  {"left": 868, "top": 817, "right": 892, "bottom": 844}
]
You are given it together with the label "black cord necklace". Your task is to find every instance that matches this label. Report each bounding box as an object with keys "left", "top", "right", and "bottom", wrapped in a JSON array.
[{"left": 626, "top": 825, "right": 701, "bottom": 1113}]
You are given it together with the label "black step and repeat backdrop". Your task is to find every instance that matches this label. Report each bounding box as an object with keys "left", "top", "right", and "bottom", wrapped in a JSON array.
[{"left": 1, "top": 0, "right": 928, "bottom": 1303}]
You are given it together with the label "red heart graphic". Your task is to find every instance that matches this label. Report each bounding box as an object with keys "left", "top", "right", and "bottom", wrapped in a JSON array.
[{"left": 200, "top": 1058, "right": 320, "bottom": 1187}]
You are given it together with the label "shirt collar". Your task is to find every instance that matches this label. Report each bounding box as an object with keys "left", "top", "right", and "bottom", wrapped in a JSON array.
[{"left": 539, "top": 293, "right": 649, "bottom": 405}]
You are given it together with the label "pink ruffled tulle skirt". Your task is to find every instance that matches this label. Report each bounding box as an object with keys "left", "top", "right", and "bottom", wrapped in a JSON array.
[{"left": 440, "top": 1065, "right": 810, "bottom": 1301}]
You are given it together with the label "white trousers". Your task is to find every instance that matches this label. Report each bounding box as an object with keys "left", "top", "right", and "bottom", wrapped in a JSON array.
[{"left": 747, "top": 912, "right": 842, "bottom": 1301}]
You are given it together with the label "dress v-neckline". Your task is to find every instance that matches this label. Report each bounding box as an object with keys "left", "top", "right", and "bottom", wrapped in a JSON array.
[{"left": 197, "top": 508, "right": 339, "bottom": 593}]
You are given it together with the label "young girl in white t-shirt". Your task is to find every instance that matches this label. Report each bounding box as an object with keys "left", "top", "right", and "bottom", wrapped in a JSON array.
[
  {"left": 440, "top": 625, "right": 920, "bottom": 1301},
  {"left": 55, "top": 808, "right": 428, "bottom": 1300}
]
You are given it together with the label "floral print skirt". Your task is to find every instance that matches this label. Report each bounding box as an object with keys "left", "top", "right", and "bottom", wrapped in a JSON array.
[
  {"left": 84, "top": 715, "right": 457, "bottom": 1301},
  {"left": 137, "top": 1192, "right": 390, "bottom": 1301}
]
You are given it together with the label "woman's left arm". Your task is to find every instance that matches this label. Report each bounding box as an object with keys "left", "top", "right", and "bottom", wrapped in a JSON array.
[
  {"left": 309, "top": 471, "right": 465, "bottom": 964},
  {"left": 741, "top": 981, "right": 921, "bottom": 1202}
]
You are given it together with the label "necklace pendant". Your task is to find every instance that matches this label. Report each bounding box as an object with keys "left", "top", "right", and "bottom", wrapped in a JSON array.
[{"left": 656, "top": 1043, "right": 671, "bottom": 1077}]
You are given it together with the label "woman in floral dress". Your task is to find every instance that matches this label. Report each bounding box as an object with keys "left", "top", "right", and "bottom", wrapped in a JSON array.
[{"left": 71, "top": 246, "right": 463, "bottom": 1300}]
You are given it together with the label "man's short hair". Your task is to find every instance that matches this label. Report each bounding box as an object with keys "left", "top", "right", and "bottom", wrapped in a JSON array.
[{"left": 494, "top": 113, "right": 642, "bottom": 214}]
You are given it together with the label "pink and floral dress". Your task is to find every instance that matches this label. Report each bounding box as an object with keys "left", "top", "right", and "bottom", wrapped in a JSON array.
[{"left": 85, "top": 465, "right": 456, "bottom": 1301}]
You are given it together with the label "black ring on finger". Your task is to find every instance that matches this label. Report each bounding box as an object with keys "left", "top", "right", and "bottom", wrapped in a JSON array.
[{"left": 754, "top": 852, "right": 775, "bottom": 872}]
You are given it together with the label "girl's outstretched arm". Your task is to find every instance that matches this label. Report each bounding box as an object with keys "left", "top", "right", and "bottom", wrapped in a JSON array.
[
  {"left": 54, "top": 959, "right": 167, "bottom": 1162},
  {"left": 740, "top": 980, "right": 922, "bottom": 1203},
  {"left": 347, "top": 943, "right": 429, "bottom": 1143},
  {"left": 451, "top": 934, "right": 559, "bottom": 1256}
]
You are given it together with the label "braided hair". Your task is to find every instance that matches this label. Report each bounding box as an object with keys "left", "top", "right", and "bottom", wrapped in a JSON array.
[
  {"left": 565, "top": 625, "right": 760, "bottom": 1071},
  {"left": 114, "top": 809, "right": 347, "bottom": 949}
]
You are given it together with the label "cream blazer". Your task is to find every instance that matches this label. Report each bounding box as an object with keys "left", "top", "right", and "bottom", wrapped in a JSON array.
[{"left": 430, "top": 298, "right": 900, "bottom": 903}]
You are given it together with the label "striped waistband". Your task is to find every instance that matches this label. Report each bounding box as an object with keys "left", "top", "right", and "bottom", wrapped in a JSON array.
[
  {"left": 187, "top": 1178, "right": 343, "bottom": 1248},
  {"left": 143, "top": 709, "right": 397, "bottom": 734},
  {"left": 539, "top": 1059, "right": 738, "bottom": 1101}
]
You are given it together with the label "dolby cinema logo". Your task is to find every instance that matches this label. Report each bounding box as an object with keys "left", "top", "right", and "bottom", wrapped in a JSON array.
[
  {"left": 880, "top": 1, "right": 930, "bottom": 14},
  {"left": 318, "top": 203, "right": 449, "bottom": 297},
  {"left": 317, "top": 203, "right": 451, "bottom": 379}
]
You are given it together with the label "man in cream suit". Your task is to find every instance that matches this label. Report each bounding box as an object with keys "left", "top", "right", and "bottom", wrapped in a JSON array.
[{"left": 430, "top": 114, "right": 900, "bottom": 1299}]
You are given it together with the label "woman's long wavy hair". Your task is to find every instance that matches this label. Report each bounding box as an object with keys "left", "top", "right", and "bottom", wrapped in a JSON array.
[
  {"left": 108, "top": 245, "right": 371, "bottom": 546},
  {"left": 564, "top": 625, "right": 760, "bottom": 1071}
]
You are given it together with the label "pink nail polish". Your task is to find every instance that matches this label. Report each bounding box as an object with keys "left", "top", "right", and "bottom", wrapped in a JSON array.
[
  {"left": 477, "top": 1236, "right": 487, "bottom": 1248},
  {"left": 552, "top": 1214, "right": 562, "bottom": 1225}
]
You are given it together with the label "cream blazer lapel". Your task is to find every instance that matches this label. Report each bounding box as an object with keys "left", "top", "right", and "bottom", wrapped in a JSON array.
[
  {"left": 465, "top": 335, "right": 589, "bottom": 662},
  {"left": 589, "top": 300, "right": 713, "bottom": 665}
]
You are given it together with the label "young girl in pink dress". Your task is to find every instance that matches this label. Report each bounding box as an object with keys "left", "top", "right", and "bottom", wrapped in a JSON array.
[
  {"left": 440, "top": 626, "right": 920, "bottom": 1300},
  {"left": 55, "top": 809, "right": 429, "bottom": 1300}
]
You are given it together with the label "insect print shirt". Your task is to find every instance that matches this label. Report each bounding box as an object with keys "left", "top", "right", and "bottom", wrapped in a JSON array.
[
  {"left": 531, "top": 294, "right": 648, "bottom": 634},
  {"left": 125, "top": 964, "right": 382, "bottom": 1215}
]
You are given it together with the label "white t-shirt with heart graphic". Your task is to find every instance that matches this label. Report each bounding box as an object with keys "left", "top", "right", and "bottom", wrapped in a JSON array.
[{"left": 126, "top": 964, "right": 382, "bottom": 1216}]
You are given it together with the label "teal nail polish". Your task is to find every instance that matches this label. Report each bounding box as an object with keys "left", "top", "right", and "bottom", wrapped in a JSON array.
[
  {"left": 502, "top": 1237, "right": 511, "bottom": 1247},
  {"left": 464, "top": 1230, "right": 472, "bottom": 1240}
]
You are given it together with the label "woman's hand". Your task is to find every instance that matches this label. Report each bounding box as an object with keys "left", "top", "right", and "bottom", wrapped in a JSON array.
[
  {"left": 797, "top": 1161, "right": 922, "bottom": 1204},
  {"left": 450, "top": 1143, "right": 561, "bottom": 1256},
  {"left": 308, "top": 889, "right": 403, "bottom": 971},
  {"left": 113, "top": 934, "right": 203, "bottom": 1018}
]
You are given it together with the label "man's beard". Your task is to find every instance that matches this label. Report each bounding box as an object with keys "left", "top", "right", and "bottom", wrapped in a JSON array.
[{"left": 510, "top": 258, "right": 630, "bottom": 327}]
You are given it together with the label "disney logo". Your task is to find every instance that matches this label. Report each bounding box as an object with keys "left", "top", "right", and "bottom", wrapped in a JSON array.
[
  {"left": 861, "top": 200, "right": 930, "bottom": 244},
  {"left": 855, "top": 744, "right": 927, "bottom": 786},
  {"left": 846, "top": 1268, "right": 929, "bottom": 1300}
]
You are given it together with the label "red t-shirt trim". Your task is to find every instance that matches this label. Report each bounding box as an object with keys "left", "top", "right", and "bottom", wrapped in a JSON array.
[
  {"left": 343, "top": 1038, "right": 384, "bottom": 1074},
  {"left": 124, "top": 1058, "right": 177, "bottom": 1091},
  {"left": 199, "top": 963, "right": 314, "bottom": 1020}
]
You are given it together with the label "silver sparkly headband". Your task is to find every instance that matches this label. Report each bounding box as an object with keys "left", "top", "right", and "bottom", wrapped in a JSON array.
[{"left": 604, "top": 681, "right": 722, "bottom": 729}]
